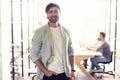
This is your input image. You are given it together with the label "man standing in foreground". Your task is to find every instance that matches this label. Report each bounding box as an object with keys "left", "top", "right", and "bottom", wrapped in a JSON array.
[{"left": 30, "top": 3, "right": 76, "bottom": 80}]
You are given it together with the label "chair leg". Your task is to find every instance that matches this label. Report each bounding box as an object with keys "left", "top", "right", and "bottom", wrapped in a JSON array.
[
  {"left": 93, "top": 71, "right": 115, "bottom": 78},
  {"left": 32, "top": 75, "right": 36, "bottom": 80},
  {"left": 99, "top": 64, "right": 115, "bottom": 77},
  {"left": 103, "top": 65, "right": 105, "bottom": 72},
  {"left": 91, "top": 72, "right": 103, "bottom": 79},
  {"left": 103, "top": 71, "right": 115, "bottom": 77}
]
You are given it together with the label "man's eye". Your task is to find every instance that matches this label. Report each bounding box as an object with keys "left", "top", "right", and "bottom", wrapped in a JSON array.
[
  {"left": 48, "top": 10, "right": 58, "bottom": 14},
  {"left": 49, "top": 11, "right": 53, "bottom": 14},
  {"left": 54, "top": 11, "right": 58, "bottom": 14}
]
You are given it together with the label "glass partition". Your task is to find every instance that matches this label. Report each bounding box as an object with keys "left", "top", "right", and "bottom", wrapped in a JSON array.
[{"left": 1, "top": 0, "right": 120, "bottom": 79}]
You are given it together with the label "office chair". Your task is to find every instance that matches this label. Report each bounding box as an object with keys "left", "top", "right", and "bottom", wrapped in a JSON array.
[{"left": 94, "top": 51, "right": 115, "bottom": 78}]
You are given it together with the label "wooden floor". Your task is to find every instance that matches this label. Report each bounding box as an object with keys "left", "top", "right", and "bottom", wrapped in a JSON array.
[
  {"left": 24, "top": 76, "right": 116, "bottom": 80},
  {"left": 76, "top": 71, "right": 116, "bottom": 80},
  {"left": 10, "top": 54, "right": 119, "bottom": 80},
  {"left": 13, "top": 72, "right": 117, "bottom": 80},
  {"left": 22, "top": 76, "right": 116, "bottom": 80},
  {"left": 94, "top": 74, "right": 116, "bottom": 80}
]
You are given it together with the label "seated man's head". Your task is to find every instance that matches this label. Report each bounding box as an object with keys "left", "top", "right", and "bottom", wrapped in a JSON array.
[{"left": 97, "top": 32, "right": 106, "bottom": 41}]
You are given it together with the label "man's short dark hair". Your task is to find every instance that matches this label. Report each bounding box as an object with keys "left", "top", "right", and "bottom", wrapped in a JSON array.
[
  {"left": 45, "top": 3, "right": 60, "bottom": 12},
  {"left": 100, "top": 32, "right": 106, "bottom": 38}
]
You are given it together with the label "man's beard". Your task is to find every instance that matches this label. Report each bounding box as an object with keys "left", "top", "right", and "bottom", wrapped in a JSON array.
[
  {"left": 48, "top": 16, "right": 58, "bottom": 23},
  {"left": 97, "top": 38, "right": 102, "bottom": 41}
]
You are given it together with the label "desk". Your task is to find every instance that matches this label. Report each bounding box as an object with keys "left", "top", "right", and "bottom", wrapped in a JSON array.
[{"left": 75, "top": 51, "right": 102, "bottom": 80}]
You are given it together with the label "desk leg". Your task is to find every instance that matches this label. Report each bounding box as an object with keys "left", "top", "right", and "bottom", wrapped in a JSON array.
[{"left": 75, "top": 56, "right": 94, "bottom": 80}]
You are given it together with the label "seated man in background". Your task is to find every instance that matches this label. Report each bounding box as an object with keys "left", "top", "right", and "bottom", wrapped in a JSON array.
[{"left": 87, "top": 32, "right": 111, "bottom": 72}]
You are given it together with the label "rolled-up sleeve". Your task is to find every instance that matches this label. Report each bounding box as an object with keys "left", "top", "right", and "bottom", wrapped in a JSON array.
[
  {"left": 30, "top": 30, "right": 42, "bottom": 62},
  {"left": 96, "top": 42, "right": 105, "bottom": 52}
]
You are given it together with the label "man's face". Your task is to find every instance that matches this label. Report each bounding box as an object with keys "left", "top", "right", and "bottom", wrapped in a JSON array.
[
  {"left": 98, "top": 34, "right": 103, "bottom": 41},
  {"left": 46, "top": 7, "right": 60, "bottom": 23}
]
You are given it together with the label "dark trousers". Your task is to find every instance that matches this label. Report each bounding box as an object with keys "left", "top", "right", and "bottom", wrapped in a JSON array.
[
  {"left": 43, "top": 73, "right": 70, "bottom": 80},
  {"left": 83, "top": 59, "right": 88, "bottom": 69}
]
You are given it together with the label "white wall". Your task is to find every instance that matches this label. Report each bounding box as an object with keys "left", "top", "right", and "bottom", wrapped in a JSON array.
[
  {"left": 1, "top": 0, "right": 11, "bottom": 80},
  {"left": 0, "top": 0, "right": 2, "bottom": 79},
  {"left": 0, "top": 0, "right": 1, "bottom": 56}
]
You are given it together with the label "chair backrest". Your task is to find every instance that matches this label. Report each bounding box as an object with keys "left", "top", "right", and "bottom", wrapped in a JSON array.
[{"left": 108, "top": 51, "right": 113, "bottom": 63}]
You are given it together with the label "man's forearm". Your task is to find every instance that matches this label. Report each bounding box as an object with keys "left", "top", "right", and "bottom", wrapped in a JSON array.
[
  {"left": 69, "top": 55, "right": 75, "bottom": 70},
  {"left": 34, "top": 59, "right": 48, "bottom": 74}
]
